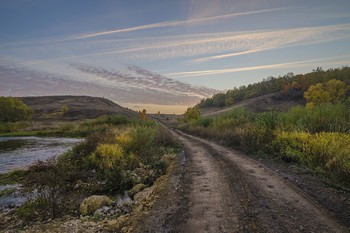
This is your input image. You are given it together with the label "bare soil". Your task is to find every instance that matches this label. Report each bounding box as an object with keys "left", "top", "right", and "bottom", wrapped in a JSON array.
[{"left": 135, "top": 130, "right": 349, "bottom": 233}]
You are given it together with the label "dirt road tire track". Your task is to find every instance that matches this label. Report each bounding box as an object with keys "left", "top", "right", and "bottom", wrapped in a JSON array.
[
  {"left": 170, "top": 130, "right": 348, "bottom": 233},
  {"left": 135, "top": 129, "right": 348, "bottom": 232}
]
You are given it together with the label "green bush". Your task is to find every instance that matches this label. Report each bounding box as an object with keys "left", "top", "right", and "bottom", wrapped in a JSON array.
[
  {"left": 279, "top": 103, "right": 350, "bottom": 133},
  {"left": 90, "top": 144, "right": 126, "bottom": 170},
  {"left": 184, "top": 107, "right": 201, "bottom": 122},
  {"left": 274, "top": 131, "right": 350, "bottom": 181},
  {"left": 0, "top": 97, "right": 33, "bottom": 122},
  {"left": 129, "top": 126, "right": 156, "bottom": 163}
]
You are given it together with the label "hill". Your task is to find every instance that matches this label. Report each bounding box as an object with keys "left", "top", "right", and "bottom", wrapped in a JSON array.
[
  {"left": 19, "top": 96, "right": 138, "bottom": 130},
  {"left": 20, "top": 95, "right": 138, "bottom": 120},
  {"left": 200, "top": 92, "right": 306, "bottom": 117},
  {"left": 197, "top": 67, "right": 350, "bottom": 116}
]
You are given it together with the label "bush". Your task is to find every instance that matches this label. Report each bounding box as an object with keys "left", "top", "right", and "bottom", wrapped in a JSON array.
[
  {"left": 23, "top": 158, "right": 80, "bottom": 220},
  {"left": 90, "top": 144, "right": 126, "bottom": 170},
  {"left": 184, "top": 107, "right": 201, "bottom": 122},
  {"left": 0, "top": 97, "right": 33, "bottom": 122},
  {"left": 128, "top": 126, "right": 156, "bottom": 163},
  {"left": 155, "top": 126, "right": 178, "bottom": 147},
  {"left": 195, "top": 117, "right": 214, "bottom": 128},
  {"left": 274, "top": 131, "right": 350, "bottom": 181},
  {"left": 279, "top": 103, "right": 350, "bottom": 133}
]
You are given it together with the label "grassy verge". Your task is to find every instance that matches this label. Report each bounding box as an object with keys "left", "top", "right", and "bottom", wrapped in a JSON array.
[
  {"left": 178, "top": 103, "right": 350, "bottom": 185},
  {"left": 0, "top": 131, "right": 40, "bottom": 137},
  {"left": 0, "top": 121, "right": 31, "bottom": 134},
  {"left": 0, "top": 169, "right": 30, "bottom": 186}
]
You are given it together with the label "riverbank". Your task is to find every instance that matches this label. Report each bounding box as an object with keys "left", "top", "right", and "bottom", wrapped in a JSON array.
[{"left": 0, "top": 115, "right": 179, "bottom": 232}]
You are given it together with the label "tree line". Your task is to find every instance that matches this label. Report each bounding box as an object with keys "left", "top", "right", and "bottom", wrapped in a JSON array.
[{"left": 197, "top": 67, "right": 350, "bottom": 108}]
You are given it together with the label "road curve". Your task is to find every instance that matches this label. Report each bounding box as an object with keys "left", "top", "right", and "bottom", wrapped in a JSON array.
[{"left": 169, "top": 130, "right": 348, "bottom": 233}]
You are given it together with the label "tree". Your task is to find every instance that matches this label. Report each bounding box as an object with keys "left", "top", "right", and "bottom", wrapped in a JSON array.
[
  {"left": 140, "top": 109, "right": 146, "bottom": 120},
  {"left": 61, "top": 104, "right": 69, "bottom": 114},
  {"left": 0, "top": 97, "right": 33, "bottom": 122},
  {"left": 304, "top": 79, "right": 348, "bottom": 108},
  {"left": 184, "top": 107, "right": 200, "bottom": 122},
  {"left": 212, "top": 93, "right": 226, "bottom": 107}
]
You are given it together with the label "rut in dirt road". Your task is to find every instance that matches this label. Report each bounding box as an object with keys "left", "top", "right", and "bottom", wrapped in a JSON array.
[{"left": 172, "top": 130, "right": 348, "bottom": 233}]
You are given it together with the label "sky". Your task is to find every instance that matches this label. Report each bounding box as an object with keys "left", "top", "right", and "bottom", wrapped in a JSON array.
[{"left": 1, "top": 0, "right": 350, "bottom": 114}]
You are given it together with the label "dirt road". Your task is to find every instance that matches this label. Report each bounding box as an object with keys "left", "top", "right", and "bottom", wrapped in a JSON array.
[{"left": 137, "top": 129, "right": 348, "bottom": 233}]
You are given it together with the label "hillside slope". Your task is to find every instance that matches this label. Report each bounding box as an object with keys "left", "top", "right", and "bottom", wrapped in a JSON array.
[
  {"left": 20, "top": 95, "right": 138, "bottom": 120},
  {"left": 201, "top": 92, "right": 306, "bottom": 117}
]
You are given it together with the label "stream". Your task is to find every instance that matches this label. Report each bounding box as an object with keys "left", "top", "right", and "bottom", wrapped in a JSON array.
[
  {"left": 0, "top": 136, "right": 83, "bottom": 174},
  {"left": 0, "top": 136, "right": 83, "bottom": 210}
]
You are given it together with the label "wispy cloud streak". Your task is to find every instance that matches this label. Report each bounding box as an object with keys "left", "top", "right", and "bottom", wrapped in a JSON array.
[
  {"left": 71, "top": 64, "right": 217, "bottom": 98},
  {"left": 71, "top": 7, "right": 288, "bottom": 40},
  {"left": 167, "top": 55, "right": 350, "bottom": 77},
  {"left": 18, "top": 23, "right": 350, "bottom": 66}
]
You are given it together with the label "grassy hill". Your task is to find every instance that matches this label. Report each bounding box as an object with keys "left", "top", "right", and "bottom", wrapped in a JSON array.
[
  {"left": 17, "top": 96, "right": 138, "bottom": 131},
  {"left": 20, "top": 95, "right": 138, "bottom": 120},
  {"left": 200, "top": 92, "right": 306, "bottom": 117}
]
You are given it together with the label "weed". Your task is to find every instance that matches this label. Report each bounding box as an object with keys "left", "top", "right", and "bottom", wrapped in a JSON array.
[{"left": 0, "top": 187, "right": 17, "bottom": 197}]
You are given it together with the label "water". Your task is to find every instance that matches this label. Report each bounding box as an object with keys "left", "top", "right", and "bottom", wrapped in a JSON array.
[
  {"left": 0, "top": 136, "right": 83, "bottom": 210},
  {"left": 0, "top": 136, "right": 83, "bottom": 174}
]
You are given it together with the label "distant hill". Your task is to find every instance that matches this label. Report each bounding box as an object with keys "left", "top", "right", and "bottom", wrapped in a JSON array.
[{"left": 20, "top": 96, "right": 138, "bottom": 121}]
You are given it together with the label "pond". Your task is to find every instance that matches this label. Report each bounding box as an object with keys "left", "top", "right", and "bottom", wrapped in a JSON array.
[{"left": 0, "top": 136, "right": 83, "bottom": 174}]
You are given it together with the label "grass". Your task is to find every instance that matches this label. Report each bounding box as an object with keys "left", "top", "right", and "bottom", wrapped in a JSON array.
[
  {"left": 0, "top": 187, "right": 17, "bottom": 197},
  {"left": 0, "top": 169, "right": 30, "bottom": 186},
  {"left": 0, "top": 131, "right": 40, "bottom": 137},
  {"left": 0, "top": 121, "right": 31, "bottom": 133},
  {"left": 179, "top": 104, "right": 350, "bottom": 184}
]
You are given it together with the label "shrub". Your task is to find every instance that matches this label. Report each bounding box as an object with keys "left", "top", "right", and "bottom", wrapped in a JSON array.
[
  {"left": 90, "top": 144, "right": 125, "bottom": 170},
  {"left": 274, "top": 131, "right": 350, "bottom": 181},
  {"left": 155, "top": 126, "right": 178, "bottom": 147},
  {"left": 195, "top": 117, "right": 214, "bottom": 128},
  {"left": 23, "top": 158, "right": 80, "bottom": 220},
  {"left": 0, "top": 97, "right": 33, "bottom": 122},
  {"left": 128, "top": 126, "right": 155, "bottom": 162},
  {"left": 279, "top": 103, "right": 350, "bottom": 133},
  {"left": 184, "top": 107, "right": 201, "bottom": 122}
]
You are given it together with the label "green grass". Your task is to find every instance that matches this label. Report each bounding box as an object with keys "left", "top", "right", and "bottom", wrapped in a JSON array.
[
  {"left": 0, "top": 121, "right": 31, "bottom": 133},
  {"left": 0, "top": 187, "right": 17, "bottom": 197},
  {"left": 0, "top": 169, "right": 30, "bottom": 185},
  {"left": 0, "top": 131, "right": 40, "bottom": 137}
]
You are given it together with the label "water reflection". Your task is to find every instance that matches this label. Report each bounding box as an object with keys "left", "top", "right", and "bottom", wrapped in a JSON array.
[{"left": 0, "top": 139, "right": 29, "bottom": 151}]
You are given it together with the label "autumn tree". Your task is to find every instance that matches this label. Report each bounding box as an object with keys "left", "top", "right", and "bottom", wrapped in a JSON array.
[
  {"left": 184, "top": 107, "right": 200, "bottom": 122},
  {"left": 140, "top": 109, "right": 147, "bottom": 120},
  {"left": 304, "top": 79, "right": 349, "bottom": 108},
  {"left": 61, "top": 104, "right": 69, "bottom": 114},
  {"left": 0, "top": 97, "right": 33, "bottom": 122}
]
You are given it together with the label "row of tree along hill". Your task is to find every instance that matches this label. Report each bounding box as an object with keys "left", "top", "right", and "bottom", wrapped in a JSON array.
[{"left": 197, "top": 67, "right": 350, "bottom": 108}]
